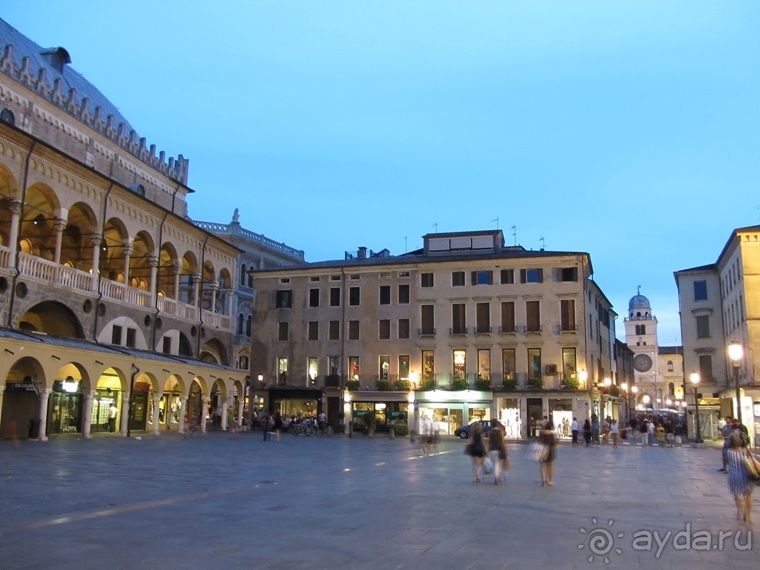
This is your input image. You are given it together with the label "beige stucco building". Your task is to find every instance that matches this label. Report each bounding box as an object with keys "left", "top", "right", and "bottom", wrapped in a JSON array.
[
  {"left": 250, "top": 230, "right": 619, "bottom": 438},
  {"left": 675, "top": 225, "right": 760, "bottom": 443},
  {"left": 0, "top": 18, "right": 250, "bottom": 440}
]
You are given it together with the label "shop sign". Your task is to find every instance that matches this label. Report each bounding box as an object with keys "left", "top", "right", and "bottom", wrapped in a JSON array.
[
  {"left": 6, "top": 382, "right": 37, "bottom": 393},
  {"left": 387, "top": 410, "right": 407, "bottom": 421}
]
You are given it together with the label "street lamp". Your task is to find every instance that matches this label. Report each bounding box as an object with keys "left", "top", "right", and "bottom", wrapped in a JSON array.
[
  {"left": 690, "top": 371, "right": 703, "bottom": 444},
  {"left": 728, "top": 341, "right": 744, "bottom": 424},
  {"left": 632, "top": 385, "right": 639, "bottom": 412},
  {"left": 621, "top": 383, "right": 629, "bottom": 425}
]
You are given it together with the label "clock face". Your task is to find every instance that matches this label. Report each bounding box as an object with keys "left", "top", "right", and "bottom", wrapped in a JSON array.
[{"left": 634, "top": 354, "right": 653, "bottom": 373}]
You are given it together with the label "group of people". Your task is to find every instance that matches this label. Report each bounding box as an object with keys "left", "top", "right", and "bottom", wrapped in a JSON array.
[
  {"left": 465, "top": 421, "right": 510, "bottom": 484},
  {"left": 465, "top": 419, "right": 557, "bottom": 487},
  {"left": 570, "top": 414, "right": 621, "bottom": 448}
]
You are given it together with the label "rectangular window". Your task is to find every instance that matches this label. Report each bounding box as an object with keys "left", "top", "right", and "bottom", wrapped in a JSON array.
[
  {"left": 694, "top": 280, "right": 708, "bottom": 301},
  {"left": 453, "top": 349, "right": 466, "bottom": 381},
  {"left": 452, "top": 303, "right": 466, "bottom": 334},
  {"left": 349, "top": 286, "right": 360, "bottom": 306},
  {"left": 500, "top": 301, "right": 515, "bottom": 333},
  {"left": 308, "top": 321, "right": 319, "bottom": 341},
  {"left": 698, "top": 354, "right": 713, "bottom": 380},
  {"left": 348, "top": 356, "right": 360, "bottom": 382},
  {"left": 309, "top": 288, "right": 319, "bottom": 307},
  {"left": 500, "top": 269, "right": 514, "bottom": 284},
  {"left": 348, "top": 320, "right": 360, "bottom": 340},
  {"left": 379, "top": 355, "right": 390, "bottom": 380},
  {"left": 330, "top": 287, "right": 341, "bottom": 306},
  {"left": 528, "top": 348, "right": 541, "bottom": 380},
  {"left": 526, "top": 300, "right": 541, "bottom": 332},
  {"left": 307, "top": 357, "right": 319, "bottom": 387},
  {"left": 398, "top": 318, "right": 410, "bottom": 339},
  {"left": 520, "top": 268, "right": 543, "bottom": 283},
  {"left": 421, "top": 305, "right": 435, "bottom": 335},
  {"left": 452, "top": 271, "right": 465, "bottom": 287},
  {"left": 421, "top": 273, "right": 434, "bottom": 287},
  {"left": 398, "top": 284, "right": 410, "bottom": 304},
  {"left": 502, "top": 349, "right": 516, "bottom": 381},
  {"left": 379, "top": 285, "right": 391, "bottom": 305},
  {"left": 422, "top": 350, "right": 435, "bottom": 381},
  {"left": 162, "top": 336, "right": 172, "bottom": 354},
  {"left": 477, "top": 349, "right": 490, "bottom": 381},
  {"left": 329, "top": 320, "right": 340, "bottom": 340},
  {"left": 379, "top": 319, "right": 390, "bottom": 340},
  {"left": 126, "top": 328, "right": 136, "bottom": 348},
  {"left": 476, "top": 302, "right": 490, "bottom": 333},
  {"left": 276, "top": 290, "right": 293, "bottom": 308},
  {"left": 560, "top": 267, "right": 578, "bottom": 282},
  {"left": 399, "top": 355, "right": 410, "bottom": 380},
  {"left": 696, "top": 315, "right": 711, "bottom": 338},
  {"left": 278, "top": 322, "right": 289, "bottom": 341},
  {"left": 560, "top": 299, "right": 576, "bottom": 331},
  {"left": 310, "top": 276, "right": 320, "bottom": 282},
  {"left": 562, "top": 348, "right": 577, "bottom": 381},
  {"left": 277, "top": 357, "right": 288, "bottom": 385},
  {"left": 328, "top": 356, "right": 340, "bottom": 376},
  {"left": 471, "top": 270, "right": 493, "bottom": 285},
  {"left": 112, "top": 325, "right": 122, "bottom": 345}
]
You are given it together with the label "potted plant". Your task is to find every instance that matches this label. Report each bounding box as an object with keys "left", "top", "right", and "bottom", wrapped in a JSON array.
[
  {"left": 474, "top": 378, "right": 491, "bottom": 391},
  {"left": 451, "top": 378, "right": 468, "bottom": 391},
  {"left": 364, "top": 411, "right": 376, "bottom": 437},
  {"left": 377, "top": 379, "right": 393, "bottom": 391},
  {"left": 563, "top": 376, "right": 580, "bottom": 390},
  {"left": 502, "top": 378, "right": 518, "bottom": 390},
  {"left": 420, "top": 378, "right": 436, "bottom": 391},
  {"left": 528, "top": 377, "right": 543, "bottom": 390},
  {"left": 345, "top": 379, "right": 360, "bottom": 391}
]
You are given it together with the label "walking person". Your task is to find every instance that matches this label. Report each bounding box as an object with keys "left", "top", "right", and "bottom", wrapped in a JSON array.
[
  {"left": 466, "top": 423, "right": 487, "bottom": 484},
  {"left": 583, "top": 418, "right": 592, "bottom": 447},
  {"left": 591, "top": 414, "right": 600, "bottom": 446},
  {"left": 488, "top": 423, "right": 508, "bottom": 484},
  {"left": 610, "top": 419, "right": 619, "bottom": 448},
  {"left": 719, "top": 416, "right": 733, "bottom": 473},
  {"left": 726, "top": 431, "right": 754, "bottom": 523},
  {"left": 538, "top": 420, "right": 557, "bottom": 486},
  {"left": 273, "top": 412, "right": 283, "bottom": 442},
  {"left": 571, "top": 417, "right": 579, "bottom": 446}
]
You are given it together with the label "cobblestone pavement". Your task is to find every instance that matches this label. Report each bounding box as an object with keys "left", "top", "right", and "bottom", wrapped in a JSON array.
[{"left": 0, "top": 432, "right": 757, "bottom": 569}]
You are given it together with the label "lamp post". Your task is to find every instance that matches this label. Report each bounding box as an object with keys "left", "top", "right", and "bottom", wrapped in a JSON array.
[
  {"left": 690, "top": 371, "right": 703, "bottom": 444},
  {"left": 728, "top": 341, "right": 744, "bottom": 424},
  {"left": 631, "top": 386, "right": 638, "bottom": 416}
]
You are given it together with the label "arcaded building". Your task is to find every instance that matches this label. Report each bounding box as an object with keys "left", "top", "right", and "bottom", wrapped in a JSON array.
[{"left": 0, "top": 18, "right": 248, "bottom": 439}]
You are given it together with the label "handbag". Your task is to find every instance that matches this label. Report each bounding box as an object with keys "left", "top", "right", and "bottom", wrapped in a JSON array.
[
  {"left": 527, "top": 442, "right": 544, "bottom": 462},
  {"left": 483, "top": 456, "right": 494, "bottom": 474},
  {"left": 744, "top": 449, "right": 760, "bottom": 483}
]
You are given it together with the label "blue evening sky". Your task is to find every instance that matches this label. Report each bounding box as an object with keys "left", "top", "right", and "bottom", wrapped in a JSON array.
[{"left": 4, "top": 1, "right": 760, "bottom": 344}]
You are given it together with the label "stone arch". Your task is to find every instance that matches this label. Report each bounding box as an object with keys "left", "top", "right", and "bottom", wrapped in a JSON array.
[
  {"left": 17, "top": 300, "right": 85, "bottom": 338},
  {"left": 97, "top": 315, "right": 149, "bottom": 350},
  {"left": 178, "top": 251, "right": 199, "bottom": 305},
  {"left": 19, "top": 183, "right": 60, "bottom": 260},
  {"left": 199, "top": 337, "right": 228, "bottom": 366},
  {"left": 130, "top": 230, "right": 154, "bottom": 291},
  {"left": 101, "top": 216, "right": 129, "bottom": 282},
  {"left": 62, "top": 201, "right": 99, "bottom": 272},
  {"left": 157, "top": 242, "right": 179, "bottom": 298}
]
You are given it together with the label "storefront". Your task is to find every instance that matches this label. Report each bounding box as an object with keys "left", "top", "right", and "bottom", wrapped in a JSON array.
[
  {"left": 494, "top": 392, "right": 592, "bottom": 439},
  {"left": 416, "top": 390, "right": 493, "bottom": 436},
  {"left": 49, "top": 378, "right": 83, "bottom": 434},
  {"left": 267, "top": 387, "right": 324, "bottom": 419}
]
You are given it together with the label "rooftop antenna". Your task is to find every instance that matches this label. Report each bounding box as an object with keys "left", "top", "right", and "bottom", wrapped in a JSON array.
[
  {"left": 433, "top": 223, "right": 438, "bottom": 233},
  {"left": 511, "top": 225, "right": 517, "bottom": 246},
  {"left": 492, "top": 216, "right": 499, "bottom": 230},
  {"left": 539, "top": 237, "right": 545, "bottom": 250}
]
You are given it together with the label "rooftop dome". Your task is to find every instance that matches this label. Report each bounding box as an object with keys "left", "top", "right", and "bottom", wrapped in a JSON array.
[{"left": 628, "top": 291, "right": 651, "bottom": 311}]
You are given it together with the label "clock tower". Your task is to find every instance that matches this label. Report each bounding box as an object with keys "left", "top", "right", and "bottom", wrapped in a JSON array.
[{"left": 624, "top": 288, "right": 660, "bottom": 410}]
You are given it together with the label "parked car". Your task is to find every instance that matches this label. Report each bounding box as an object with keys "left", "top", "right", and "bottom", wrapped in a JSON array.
[{"left": 454, "top": 420, "right": 501, "bottom": 439}]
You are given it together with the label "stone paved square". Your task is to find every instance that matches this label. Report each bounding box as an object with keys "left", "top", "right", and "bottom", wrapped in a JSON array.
[{"left": 0, "top": 434, "right": 757, "bottom": 569}]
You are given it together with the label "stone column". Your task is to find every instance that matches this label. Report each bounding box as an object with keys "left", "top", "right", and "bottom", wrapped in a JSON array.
[
  {"left": 193, "top": 273, "right": 202, "bottom": 307},
  {"left": 210, "top": 281, "right": 219, "bottom": 314},
  {"left": 151, "top": 391, "right": 162, "bottom": 435},
  {"left": 91, "top": 234, "right": 103, "bottom": 292},
  {"left": 172, "top": 264, "right": 181, "bottom": 301},
  {"left": 237, "top": 398, "right": 245, "bottom": 428},
  {"left": 220, "top": 395, "right": 229, "bottom": 431},
  {"left": 52, "top": 219, "right": 66, "bottom": 265},
  {"left": 120, "top": 392, "right": 131, "bottom": 436},
  {"left": 82, "top": 390, "right": 95, "bottom": 439},
  {"left": 37, "top": 389, "right": 51, "bottom": 441},
  {"left": 0, "top": 385, "right": 5, "bottom": 433},
  {"left": 148, "top": 254, "right": 159, "bottom": 298},
  {"left": 7, "top": 200, "right": 22, "bottom": 258},
  {"left": 122, "top": 244, "right": 133, "bottom": 285}
]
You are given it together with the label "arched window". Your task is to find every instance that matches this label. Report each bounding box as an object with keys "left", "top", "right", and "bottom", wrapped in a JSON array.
[
  {"left": 240, "top": 264, "right": 247, "bottom": 286},
  {"left": 667, "top": 360, "right": 673, "bottom": 372},
  {"left": 0, "top": 108, "right": 15, "bottom": 126},
  {"left": 237, "top": 313, "right": 244, "bottom": 335},
  {"left": 246, "top": 315, "right": 252, "bottom": 336}
]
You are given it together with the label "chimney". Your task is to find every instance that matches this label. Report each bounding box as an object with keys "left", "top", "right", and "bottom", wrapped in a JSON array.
[{"left": 358, "top": 247, "right": 367, "bottom": 260}]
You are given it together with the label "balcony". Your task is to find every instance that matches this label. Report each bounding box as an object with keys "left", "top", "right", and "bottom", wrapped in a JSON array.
[
  {"left": 474, "top": 326, "right": 492, "bottom": 335},
  {"left": 449, "top": 327, "right": 469, "bottom": 337},
  {"left": 417, "top": 328, "right": 436, "bottom": 338}
]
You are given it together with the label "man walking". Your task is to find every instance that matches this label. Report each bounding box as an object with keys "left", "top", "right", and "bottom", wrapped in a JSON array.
[
  {"left": 718, "top": 416, "right": 733, "bottom": 473},
  {"left": 571, "top": 417, "right": 579, "bottom": 446}
]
